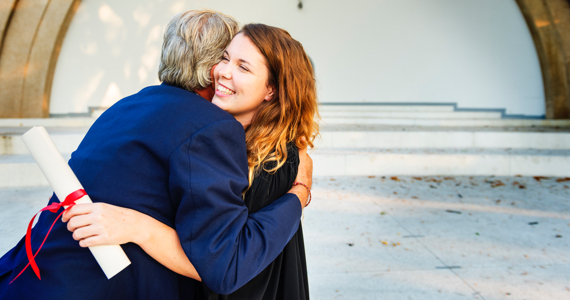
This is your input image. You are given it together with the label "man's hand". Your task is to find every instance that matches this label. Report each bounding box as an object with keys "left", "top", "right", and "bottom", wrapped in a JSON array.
[{"left": 288, "top": 146, "right": 313, "bottom": 207}]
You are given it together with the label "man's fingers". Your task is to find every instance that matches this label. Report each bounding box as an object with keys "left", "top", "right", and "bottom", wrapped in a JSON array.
[{"left": 62, "top": 203, "right": 94, "bottom": 222}]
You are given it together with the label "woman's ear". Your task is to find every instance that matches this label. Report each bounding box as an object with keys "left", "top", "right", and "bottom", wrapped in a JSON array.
[{"left": 264, "top": 85, "right": 275, "bottom": 101}]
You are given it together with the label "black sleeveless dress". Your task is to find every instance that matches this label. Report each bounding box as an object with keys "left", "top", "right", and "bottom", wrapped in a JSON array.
[{"left": 199, "top": 144, "right": 309, "bottom": 300}]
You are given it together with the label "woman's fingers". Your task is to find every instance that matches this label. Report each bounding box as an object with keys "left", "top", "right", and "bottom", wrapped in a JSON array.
[
  {"left": 71, "top": 223, "right": 99, "bottom": 241},
  {"left": 78, "top": 236, "right": 105, "bottom": 248},
  {"left": 62, "top": 203, "right": 95, "bottom": 222},
  {"left": 66, "top": 213, "right": 93, "bottom": 232}
]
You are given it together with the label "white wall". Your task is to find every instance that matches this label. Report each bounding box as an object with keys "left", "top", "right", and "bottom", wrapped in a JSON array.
[{"left": 50, "top": 0, "right": 545, "bottom": 117}]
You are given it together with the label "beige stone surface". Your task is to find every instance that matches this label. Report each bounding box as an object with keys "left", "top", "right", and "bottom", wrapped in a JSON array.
[
  {"left": 0, "top": 0, "right": 17, "bottom": 48},
  {"left": 0, "top": 0, "right": 77, "bottom": 118},
  {"left": 22, "top": 0, "right": 78, "bottom": 118},
  {"left": 0, "top": 0, "right": 49, "bottom": 118},
  {"left": 516, "top": 0, "right": 570, "bottom": 119}
]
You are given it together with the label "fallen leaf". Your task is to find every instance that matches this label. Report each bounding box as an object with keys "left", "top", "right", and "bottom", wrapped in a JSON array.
[
  {"left": 533, "top": 176, "right": 549, "bottom": 181},
  {"left": 519, "top": 185, "right": 526, "bottom": 189},
  {"left": 426, "top": 178, "right": 442, "bottom": 183},
  {"left": 490, "top": 180, "right": 505, "bottom": 188},
  {"left": 368, "top": 175, "right": 376, "bottom": 178},
  {"left": 411, "top": 196, "right": 418, "bottom": 199},
  {"left": 443, "top": 177, "right": 455, "bottom": 180},
  {"left": 412, "top": 177, "right": 422, "bottom": 180},
  {"left": 390, "top": 176, "right": 400, "bottom": 181},
  {"left": 495, "top": 199, "right": 501, "bottom": 204},
  {"left": 556, "top": 177, "right": 570, "bottom": 182}
]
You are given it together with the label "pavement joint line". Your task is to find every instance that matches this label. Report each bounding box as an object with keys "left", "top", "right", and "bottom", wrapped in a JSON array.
[{"left": 380, "top": 200, "right": 489, "bottom": 299}]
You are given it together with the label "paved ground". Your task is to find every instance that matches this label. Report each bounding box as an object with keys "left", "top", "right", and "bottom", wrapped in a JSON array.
[{"left": 1, "top": 176, "right": 569, "bottom": 299}]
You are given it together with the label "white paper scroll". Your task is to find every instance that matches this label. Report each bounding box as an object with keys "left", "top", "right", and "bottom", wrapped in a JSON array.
[{"left": 22, "top": 126, "right": 131, "bottom": 279}]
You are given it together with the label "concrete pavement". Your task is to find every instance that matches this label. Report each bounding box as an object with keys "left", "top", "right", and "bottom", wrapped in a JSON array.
[
  {"left": 304, "top": 175, "right": 570, "bottom": 299},
  {"left": 1, "top": 175, "right": 569, "bottom": 299}
]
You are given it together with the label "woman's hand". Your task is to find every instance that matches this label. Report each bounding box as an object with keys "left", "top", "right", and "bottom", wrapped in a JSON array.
[
  {"left": 62, "top": 203, "right": 202, "bottom": 280},
  {"left": 296, "top": 146, "right": 313, "bottom": 189},
  {"left": 288, "top": 145, "right": 313, "bottom": 207},
  {"left": 62, "top": 203, "right": 146, "bottom": 248}
]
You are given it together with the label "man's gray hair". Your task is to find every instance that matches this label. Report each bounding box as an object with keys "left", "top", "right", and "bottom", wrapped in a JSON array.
[{"left": 158, "top": 10, "right": 239, "bottom": 91}]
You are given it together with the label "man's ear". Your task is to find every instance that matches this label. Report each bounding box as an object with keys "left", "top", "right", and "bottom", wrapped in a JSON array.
[{"left": 264, "top": 85, "right": 275, "bottom": 101}]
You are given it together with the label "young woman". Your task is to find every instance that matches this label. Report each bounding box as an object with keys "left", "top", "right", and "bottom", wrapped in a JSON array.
[{"left": 64, "top": 23, "right": 318, "bottom": 300}]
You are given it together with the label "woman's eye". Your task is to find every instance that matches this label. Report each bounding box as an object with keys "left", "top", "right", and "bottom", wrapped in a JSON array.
[
  {"left": 222, "top": 56, "right": 229, "bottom": 61},
  {"left": 240, "top": 65, "right": 249, "bottom": 71}
]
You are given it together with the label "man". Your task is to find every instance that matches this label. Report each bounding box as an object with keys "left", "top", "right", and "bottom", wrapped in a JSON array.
[{"left": 0, "top": 10, "right": 310, "bottom": 299}]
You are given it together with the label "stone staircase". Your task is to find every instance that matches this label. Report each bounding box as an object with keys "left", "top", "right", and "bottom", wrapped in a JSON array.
[
  {"left": 1, "top": 104, "right": 570, "bottom": 188},
  {"left": 314, "top": 104, "right": 570, "bottom": 177}
]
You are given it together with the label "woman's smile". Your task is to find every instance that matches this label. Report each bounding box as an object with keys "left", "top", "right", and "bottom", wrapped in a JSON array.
[{"left": 216, "top": 83, "right": 235, "bottom": 96}]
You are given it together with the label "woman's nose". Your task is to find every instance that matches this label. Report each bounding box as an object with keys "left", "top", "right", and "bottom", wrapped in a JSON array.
[{"left": 218, "top": 64, "right": 232, "bottom": 80}]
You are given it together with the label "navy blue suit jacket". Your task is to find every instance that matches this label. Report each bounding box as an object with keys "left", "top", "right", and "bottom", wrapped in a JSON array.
[{"left": 0, "top": 83, "right": 302, "bottom": 299}]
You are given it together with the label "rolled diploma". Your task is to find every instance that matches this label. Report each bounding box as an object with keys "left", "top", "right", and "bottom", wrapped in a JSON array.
[{"left": 22, "top": 126, "right": 131, "bottom": 279}]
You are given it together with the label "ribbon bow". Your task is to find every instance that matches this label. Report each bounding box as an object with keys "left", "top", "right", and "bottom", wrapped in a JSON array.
[{"left": 10, "top": 189, "right": 87, "bottom": 284}]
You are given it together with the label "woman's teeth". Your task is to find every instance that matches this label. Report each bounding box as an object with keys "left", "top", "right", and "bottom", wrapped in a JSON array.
[{"left": 217, "top": 85, "right": 235, "bottom": 95}]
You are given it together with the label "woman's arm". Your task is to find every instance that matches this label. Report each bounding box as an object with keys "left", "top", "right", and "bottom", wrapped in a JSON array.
[{"left": 62, "top": 203, "right": 201, "bottom": 281}]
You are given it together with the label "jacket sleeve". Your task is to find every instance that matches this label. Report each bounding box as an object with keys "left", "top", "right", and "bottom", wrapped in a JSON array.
[{"left": 169, "top": 119, "right": 302, "bottom": 294}]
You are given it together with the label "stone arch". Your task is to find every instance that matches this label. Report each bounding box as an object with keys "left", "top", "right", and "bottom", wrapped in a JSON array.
[
  {"left": 1, "top": 1, "right": 569, "bottom": 119},
  {"left": 0, "top": 0, "right": 79, "bottom": 118},
  {"left": 516, "top": 0, "right": 570, "bottom": 119}
]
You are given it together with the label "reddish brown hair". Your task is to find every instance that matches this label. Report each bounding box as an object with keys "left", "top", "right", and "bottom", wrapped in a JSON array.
[{"left": 240, "top": 23, "right": 319, "bottom": 185}]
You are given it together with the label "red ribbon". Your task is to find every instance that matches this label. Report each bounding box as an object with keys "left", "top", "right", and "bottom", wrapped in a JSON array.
[{"left": 9, "top": 189, "right": 87, "bottom": 284}]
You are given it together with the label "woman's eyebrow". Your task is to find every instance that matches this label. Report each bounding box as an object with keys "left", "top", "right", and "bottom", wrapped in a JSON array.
[
  {"left": 238, "top": 59, "right": 252, "bottom": 66},
  {"left": 225, "top": 51, "right": 252, "bottom": 65}
]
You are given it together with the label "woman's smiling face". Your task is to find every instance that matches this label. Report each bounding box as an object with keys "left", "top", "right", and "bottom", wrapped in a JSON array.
[{"left": 211, "top": 33, "right": 274, "bottom": 127}]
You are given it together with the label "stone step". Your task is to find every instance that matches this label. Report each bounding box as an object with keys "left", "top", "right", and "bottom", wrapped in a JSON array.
[
  {"left": 311, "top": 148, "right": 570, "bottom": 177},
  {"left": 0, "top": 118, "right": 96, "bottom": 127},
  {"left": 319, "top": 117, "right": 570, "bottom": 127},
  {"left": 3, "top": 149, "right": 569, "bottom": 188},
  {"left": 1, "top": 128, "right": 88, "bottom": 155},
  {"left": 0, "top": 154, "right": 68, "bottom": 188},
  {"left": 318, "top": 104, "right": 456, "bottom": 112},
  {"left": 2, "top": 124, "right": 570, "bottom": 155},
  {"left": 320, "top": 111, "right": 503, "bottom": 119},
  {"left": 316, "top": 130, "right": 570, "bottom": 150}
]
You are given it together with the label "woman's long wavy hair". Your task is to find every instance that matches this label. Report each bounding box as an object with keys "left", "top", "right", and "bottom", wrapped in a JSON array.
[{"left": 240, "top": 24, "right": 319, "bottom": 187}]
